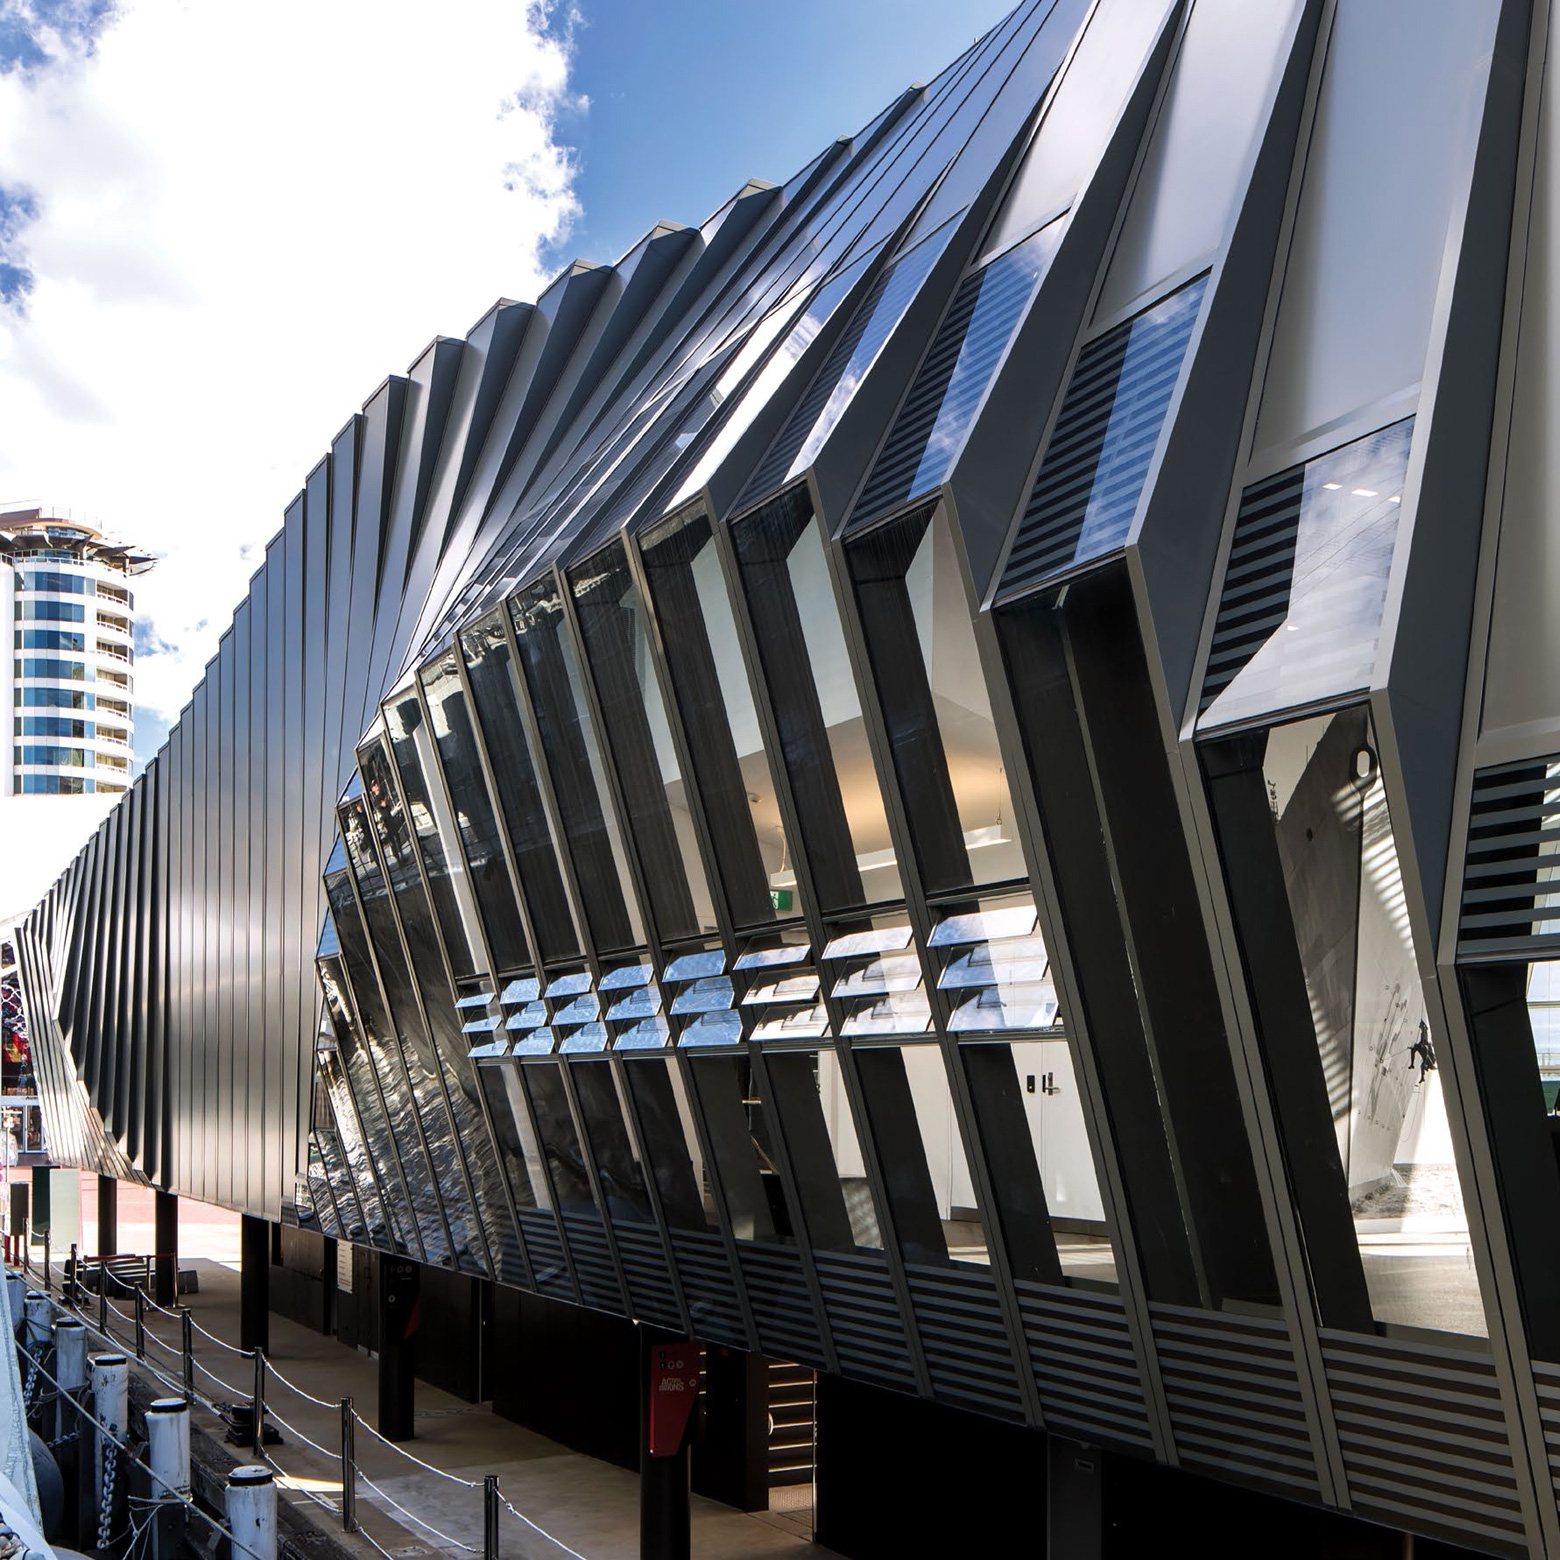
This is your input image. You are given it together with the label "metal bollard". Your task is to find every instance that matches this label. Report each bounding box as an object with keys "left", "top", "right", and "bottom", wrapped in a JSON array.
[
  {"left": 225, "top": 1466, "right": 278, "bottom": 1560},
  {"left": 5, "top": 1269, "right": 24, "bottom": 1330},
  {"left": 134, "top": 1287, "right": 145, "bottom": 1360},
  {"left": 42, "top": 1228, "right": 49, "bottom": 1290},
  {"left": 484, "top": 1473, "right": 500, "bottom": 1560},
  {"left": 251, "top": 1349, "right": 266, "bottom": 1454},
  {"left": 98, "top": 1259, "right": 107, "bottom": 1334},
  {"left": 146, "top": 1396, "right": 190, "bottom": 1560},
  {"left": 68, "top": 1242, "right": 78, "bottom": 1308},
  {"left": 181, "top": 1309, "right": 194, "bottom": 1400},
  {"left": 339, "top": 1397, "right": 357, "bottom": 1533},
  {"left": 54, "top": 1318, "right": 86, "bottom": 1443},
  {"left": 91, "top": 1352, "right": 129, "bottom": 1550},
  {"left": 23, "top": 1289, "right": 50, "bottom": 1363}
]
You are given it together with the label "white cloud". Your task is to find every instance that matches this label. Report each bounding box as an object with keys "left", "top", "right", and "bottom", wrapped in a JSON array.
[{"left": 0, "top": 0, "right": 584, "bottom": 744}]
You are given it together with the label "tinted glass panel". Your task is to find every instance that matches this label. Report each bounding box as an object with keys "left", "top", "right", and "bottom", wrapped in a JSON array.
[
  {"left": 623, "top": 1056, "right": 719, "bottom": 1231},
  {"left": 686, "top": 1054, "right": 795, "bottom": 1244},
  {"left": 1200, "top": 420, "right": 1414, "bottom": 728}
]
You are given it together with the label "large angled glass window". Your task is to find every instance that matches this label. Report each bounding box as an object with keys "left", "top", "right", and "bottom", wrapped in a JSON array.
[
  {"left": 733, "top": 488, "right": 901, "bottom": 911},
  {"left": 639, "top": 505, "right": 791, "bottom": 930},
  {"left": 684, "top": 1053, "right": 796, "bottom": 1245},
  {"left": 846, "top": 501, "right": 1024, "bottom": 894},
  {"left": 851, "top": 217, "right": 1064, "bottom": 526},
  {"left": 420, "top": 652, "right": 530, "bottom": 974},
  {"left": 1199, "top": 420, "right": 1414, "bottom": 729},
  {"left": 569, "top": 540, "right": 717, "bottom": 943},
  {"left": 509, "top": 579, "right": 646, "bottom": 954},
  {"left": 999, "top": 274, "right": 1208, "bottom": 592},
  {"left": 1203, "top": 707, "right": 1484, "bottom": 1337},
  {"left": 459, "top": 611, "right": 579, "bottom": 965}
]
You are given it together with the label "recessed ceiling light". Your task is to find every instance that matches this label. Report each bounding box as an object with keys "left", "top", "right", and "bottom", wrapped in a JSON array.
[
  {"left": 1322, "top": 482, "right": 1342, "bottom": 490},
  {"left": 1352, "top": 488, "right": 1379, "bottom": 497},
  {"left": 1388, "top": 495, "right": 1401, "bottom": 504}
]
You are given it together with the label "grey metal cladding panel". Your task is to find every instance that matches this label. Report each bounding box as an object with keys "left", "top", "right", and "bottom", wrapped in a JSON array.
[
  {"left": 281, "top": 500, "right": 310, "bottom": 1214},
  {"left": 264, "top": 534, "right": 288, "bottom": 1212},
  {"left": 248, "top": 563, "right": 271, "bottom": 1215},
  {"left": 191, "top": 672, "right": 213, "bottom": 1201},
  {"left": 450, "top": 301, "right": 535, "bottom": 515},
  {"left": 1093, "top": 0, "right": 1304, "bottom": 321},
  {"left": 1148, "top": 1304, "right": 1319, "bottom": 1496},
  {"left": 1251, "top": 0, "right": 1502, "bottom": 457},
  {"left": 407, "top": 337, "right": 467, "bottom": 559},
  {"left": 1319, "top": 1332, "right": 1526, "bottom": 1556},
  {"left": 217, "top": 625, "right": 238, "bottom": 1209},
  {"left": 1379, "top": 0, "right": 1530, "bottom": 953},
  {"left": 150, "top": 753, "right": 171, "bottom": 1182},
  {"left": 341, "top": 388, "right": 398, "bottom": 757},
  {"left": 231, "top": 600, "right": 254, "bottom": 1209},
  {"left": 323, "top": 420, "right": 362, "bottom": 815}
]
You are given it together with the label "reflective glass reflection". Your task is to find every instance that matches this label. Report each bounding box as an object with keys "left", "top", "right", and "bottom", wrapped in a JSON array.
[
  {"left": 569, "top": 541, "right": 717, "bottom": 940},
  {"left": 1200, "top": 420, "right": 1415, "bottom": 729},
  {"left": 734, "top": 489, "right": 902, "bottom": 909},
  {"left": 420, "top": 653, "right": 530, "bottom": 973},
  {"left": 509, "top": 580, "right": 646, "bottom": 952},
  {"left": 685, "top": 1055, "right": 796, "bottom": 1244},
  {"left": 847, "top": 503, "right": 1024, "bottom": 892},
  {"left": 459, "top": 612, "right": 579, "bottom": 963},
  {"left": 640, "top": 505, "right": 790, "bottom": 928},
  {"left": 623, "top": 1057, "right": 721, "bottom": 1232},
  {"left": 852, "top": 219, "right": 1064, "bottom": 525}
]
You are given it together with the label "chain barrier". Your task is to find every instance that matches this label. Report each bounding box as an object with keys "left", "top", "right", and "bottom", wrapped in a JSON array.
[
  {"left": 353, "top": 1466, "right": 479, "bottom": 1554},
  {"left": 97, "top": 1439, "right": 119, "bottom": 1554},
  {"left": 262, "top": 1359, "right": 340, "bottom": 1413},
  {"left": 352, "top": 1410, "right": 481, "bottom": 1487}
]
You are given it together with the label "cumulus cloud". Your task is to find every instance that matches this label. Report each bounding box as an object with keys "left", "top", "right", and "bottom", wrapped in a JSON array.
[{"left": 0, "top": 0, "right": 585, "bottom": 750}]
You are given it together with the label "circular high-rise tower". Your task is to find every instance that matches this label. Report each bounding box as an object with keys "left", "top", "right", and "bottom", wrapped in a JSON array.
[{"left": 0, "top": 508, "right": 154, "bottom": 798}]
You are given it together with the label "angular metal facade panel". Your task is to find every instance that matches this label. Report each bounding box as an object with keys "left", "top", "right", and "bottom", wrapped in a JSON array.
[{"left": 15, "top": 2, "right": 1560, "bottom": 1553}]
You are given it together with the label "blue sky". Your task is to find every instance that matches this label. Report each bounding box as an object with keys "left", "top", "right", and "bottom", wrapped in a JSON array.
[
  {"left": 565, "top": 0, "right": 1014, "bottom": 264},
  {"left": 0, "top": 0, "right": 1015, "bottom": 769}
]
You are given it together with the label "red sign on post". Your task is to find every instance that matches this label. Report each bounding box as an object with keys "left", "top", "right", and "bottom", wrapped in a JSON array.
[{"left": 648, "top": 1340, "right": 700, "bottom": 1457}]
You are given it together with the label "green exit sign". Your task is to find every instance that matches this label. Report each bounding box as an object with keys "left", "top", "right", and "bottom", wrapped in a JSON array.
[{"left": 770, "top": 888, "right": 793, "bottom": 912}]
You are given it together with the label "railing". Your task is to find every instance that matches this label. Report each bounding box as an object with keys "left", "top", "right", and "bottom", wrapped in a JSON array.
[{"left": 9, "top": 1239, "right": 591, "bottom": 1560}]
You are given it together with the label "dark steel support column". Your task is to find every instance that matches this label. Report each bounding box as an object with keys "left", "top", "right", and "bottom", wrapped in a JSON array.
[
  {"left": 239, "top": 1215, "right": 270, "bottom": 1355},
  {"left": 96, "top": 1175, "right": 118, "bottom": 1260},
  {"left": 693, "top": 1344, "right": 768, "bottom": 1513},
  {"left": 639, "top": 1327, "right": 691, "bottom": 1560},
  {"left": 377, "top": 1253, "right": 419, "bottom": 1441},
  {"left": 154, "top": 1191, "right": 178, "bottom": 1308},
  {"left": 1046, "top": 1439, "right": 1103, "bottom": 1560}
]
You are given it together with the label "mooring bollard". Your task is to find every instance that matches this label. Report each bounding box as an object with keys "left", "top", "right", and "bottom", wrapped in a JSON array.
[
  {"left": 146, "top": 1396, "right": 190, "bottom": 1560},
  {"left": 225, "top": 1465, "right": 278, "bottom": 1560},
  {"left": 90, "top": 1352, "right": 129, "bottom": 1552},
  {"left": 5, "top": 1268, "right": 25, "bottom": 1330},
  {"left": 21, "top": 1290, "right": 50, "bottom": 1413},
  {"left": 339, "top": 1396, "right": 357, "bottom": 1533},
  {"left": 54, "top": 1317, "right": 86, "bottom": 1443}
]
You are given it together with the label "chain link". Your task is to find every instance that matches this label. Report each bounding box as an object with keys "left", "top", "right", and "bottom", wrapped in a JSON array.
[{"left": 97, "top": 1439, "right": 119, "bottom": 1554}]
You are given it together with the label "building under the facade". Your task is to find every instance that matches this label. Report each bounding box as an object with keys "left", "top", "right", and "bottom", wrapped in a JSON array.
[{"left": 13, "top": 0, "right": 1560, "bottom": 1553}]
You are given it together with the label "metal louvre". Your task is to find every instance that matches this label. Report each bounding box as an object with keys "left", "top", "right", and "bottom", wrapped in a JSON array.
[
  {"left": 1457, "top": 756, "right": 1560, "bottom": 958},
  {"left": 1199, "top": 463, "right": 1305, "bottom": 711},
  {"left": 1013, "top": 1280, "right": 1153, "bottom": 1450},
  {"left": 668, "top": 1228, "right": 750, "bottom": 1349},
  {"left": 812, "top": 1250, "right": 918, "bottom": 1392},
  {"left": 1148, "top": 1304, "right": 1317, "bottom": 1495},
  {"left": 736, "top": 1245, "right": 826, "bottom": 1364},
  {"left": 560, "top": 1213, "right": 625, "bottom": 1313},
  {"left": 904, "top": 1263, "right": 1027, "bottom": 1422},
  {"left": 1320, "top": 1333, "right": 1526, "bottom": 1556},
  {"left": 612, "top": 1223, "right": 685, "bottom": 1330},
  {"left": 999, "top": 275, "right": 1208, "bottom": 595},
  {"left": 1527, "top": 1361, "right": 1560, "bottom": 1515},
  {"left": 516, "top": 1209, "right": 575, "bottom": 1303}
]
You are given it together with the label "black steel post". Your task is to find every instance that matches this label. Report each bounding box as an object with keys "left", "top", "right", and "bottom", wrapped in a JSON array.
[
  {"left": 252, "top": 1348, "right": 265, "bottom": 1455},
  {"left": 98, "top": 1262, "right": 107, "bottom": 1335},
  {"left": 639, "top": 1327, "right": 692, "bottom": 1560},
  {"left": 96, "top": 1174, "right": 118, "bottom": 1260},
  {"left": 42, "top": 1228, "right": 49, "bottom": 1290},
  {"left": 134, "top": 1286, "right": 146, "bottom": 1360},
  {"left": 483, "top": 1474, "right": 499, "bottom": 1560},
  {"left": 376, "top": 1254, "right": 419, "bottom": 1441},
  {"left": 239, "top": 1215, "right": 270, "bottom": 1355},
  {"left": 181, "top": 1310, "right": 194, "bottom": 1401},
  {"left": 154, "top": 1190, "right": 178, "bottom": 1308},
  {"left": 68, "top": 1242, "right": 77, "bottom": 1307},
  {"left": 340, "top": 1397, "right": 356, "bottom": 1533}
]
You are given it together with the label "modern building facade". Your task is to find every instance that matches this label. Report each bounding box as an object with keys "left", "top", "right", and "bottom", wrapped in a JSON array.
[
  {"left": 0, "top": 509, "right": 148, "bottom": 799},
  {"left": 11, "top": 0, "right": 1560, "bottom": 1552}
]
